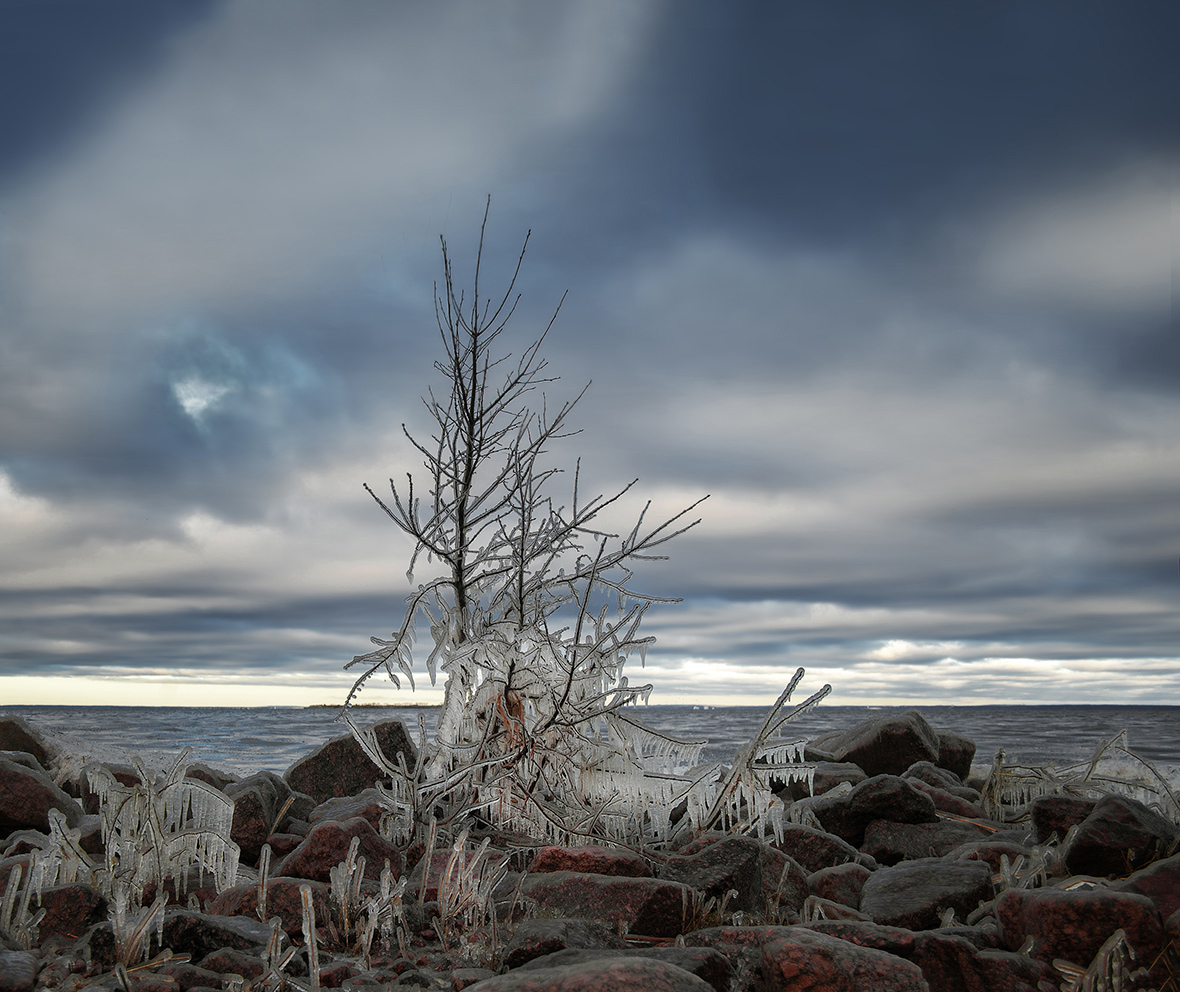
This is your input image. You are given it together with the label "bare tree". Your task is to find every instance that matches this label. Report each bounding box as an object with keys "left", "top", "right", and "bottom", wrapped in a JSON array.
[
  {"left": 343, "top": 201, "right": 825, "bottom": 849},
  {"left": 340, "top": 202, "right": 711, "bottom": 841}
]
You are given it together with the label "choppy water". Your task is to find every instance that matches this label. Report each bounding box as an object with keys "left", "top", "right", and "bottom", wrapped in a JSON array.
[{"left": 3, "top": 702, "right": 1177, "bottom": 781}]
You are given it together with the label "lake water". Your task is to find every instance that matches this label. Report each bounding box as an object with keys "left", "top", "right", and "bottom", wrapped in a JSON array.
[{"left": 3, "top": 702, "right": 1177, "bottom": 782}]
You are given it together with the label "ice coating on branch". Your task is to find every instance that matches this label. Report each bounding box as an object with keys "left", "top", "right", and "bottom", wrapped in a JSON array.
[{"left": 86, "top": 749, "right": 240, "bottom": 901}]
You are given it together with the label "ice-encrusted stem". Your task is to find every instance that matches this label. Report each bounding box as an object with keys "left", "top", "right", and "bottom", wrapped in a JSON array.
[{"left": 300, "top": 883, "right": 320, "bottom": 992}]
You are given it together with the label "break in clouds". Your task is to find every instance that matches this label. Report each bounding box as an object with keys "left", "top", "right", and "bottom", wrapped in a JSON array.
[{"left": 0, "top": 1, "right": 1177, "bottom": 706}]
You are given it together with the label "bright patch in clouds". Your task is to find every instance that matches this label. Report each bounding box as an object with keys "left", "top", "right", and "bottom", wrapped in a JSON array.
[
  {"left": 977, "top": 162, "right": 1177, "bottom": 313},
  {"left": 172, "top": 377, "right": 233, "bottom": 419}
]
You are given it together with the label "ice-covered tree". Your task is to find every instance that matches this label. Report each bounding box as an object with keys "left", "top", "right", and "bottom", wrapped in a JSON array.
[{"left": 344, "top": 202, "right": 826, "bottom": 848}]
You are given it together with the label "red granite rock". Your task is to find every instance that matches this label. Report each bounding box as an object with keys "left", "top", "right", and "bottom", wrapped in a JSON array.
[
  {"left": 467, "top": 955, "right": 715, "bottom": 991},
  {"left": 808, "top": 862, "right": 872, "bottom": 910},
  {"left": 198, "top": 947, "right": 266, "bottom": 980},
  {"left": 0, "top": 717, "right": 53, "bottom": 769},
  {"left": 307, "top": 788, "right": 388, "bottom": 831},
  {"left": 858, "top": 857, "right": 994, "bottom": 930},
  {"left": 996, "top": 886, "right": 1164, "bottom": 966},
  {"left": 528, "top": 845, "right": 653, "bottom": 878},
  {"left": 1029, "top": 795, "right": 1096, "bottom": 844},
  {"left": 946, "top": 840, "right": 1033, "bottom": 875},
  {"left": 276, "top": 815, "right": 402, "bottom": 884},
  {"left": 206, "top": 877, "right": 330, "bottom": 941},
  {"left": 1061, "top": 794, "right": 1179, "bottom": 878},
  {"left": 0, "top": 950, "right": 38, "bottom": 992},
  {"left": 806, "top": 920, "right": 1054, "bottom": 992},
  {"left": 500, "top": 918, "right": 629, "bottom": 969},
  {"left": 284, "top": 720, "right": 416, "bottom": 804},
  {"left": 904, "top": 778, "right": 985, "bottom": 819},
  {"left": 518, "top": 872, "right": 695, "bottom": 938},
  {"left": 861, "top": 819, "right": 996, "bottom": 866},
  {"left": 771, "top": 822, "right": 876, "bottom": 874},
  {"left": 227, "top": 785, "right": 273, "bottom": 866},
  {"left": 758, "top": 845, "right": 810, "bottom": 915},
  {"left": 1112, "top": 851, "right": 1180, "bottom": 920},
  {"left": 935, "top": 732, "right": 976, "bottom": 782},
  {"left": 32, "top": 883, "right": 105, "bottom": 941},
  {"left": 760, "top": 927, "right": 929, "bottom": 991},
  {"left": 848, "top": 775, "right": 939, "bottom": 842},
  {"left": 263, "top": 831, "right": 305, "bottom": 859},
  {"left": 0, "top": 756, "right": 84, "bottom": 832},
  {"left": 514, "top": 948, "right": 733, "bottom": 992},
  {"left": 658, "top": 835, "right": 766, "bottom": 911},
  {"left": 816, "top": 711, "right": 942, "bottom": 778},
  {"left": 157, "top": 908, "right": 275, "bottom": 961}
]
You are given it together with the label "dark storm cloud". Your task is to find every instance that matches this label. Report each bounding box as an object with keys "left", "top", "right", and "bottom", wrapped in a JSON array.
[
  {"left": 0, "top": 1, "right": 1177, "bottom": 704},
  {"left": 0, "top": 0, "right": 220, "bottom": 184}
]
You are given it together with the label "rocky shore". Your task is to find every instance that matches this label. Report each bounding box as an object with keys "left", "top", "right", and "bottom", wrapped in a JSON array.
[{"left": 2, "top": 711, "right": 1178, "bottom": 992}]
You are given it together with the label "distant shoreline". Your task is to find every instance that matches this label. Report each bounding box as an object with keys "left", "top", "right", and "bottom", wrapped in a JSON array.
[{"left": 304, "top": 702, "right": 441, "bottom": 709}]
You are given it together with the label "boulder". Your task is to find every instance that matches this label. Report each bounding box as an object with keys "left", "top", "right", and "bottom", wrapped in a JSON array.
[
  {"left": 0, "top": 718, "right": 53, "bottom": 770},
  {"left": 33, "top": 882, "right": 106, "bottom": 941},
  {"left": 903, "top": 761, "right": 978, "bottom": 800},
  {"left": 935, "top": 731, "right": 976, "bottom": 781},
  {"left": 657, "top": 835, "right": 765, "bottom": 912},
  {"left": 815, "top": 711, "right": 942, "bottom": 778},
  {"left": 198, "top": 947, "right": 266, "bottom": 981},
  {"left": 468, "top": 955, "right": 715, "bottom": 991},
  {"left": 207, "top": 877, "right": 330, "bottom": 942},
  {"left": 807, "top": 920, "right": 1054, "bottom": 992},
  {"left": 903, "top": 778, "right": 985, "bottom": 819},
  {"left": 771, "top": 821, "right": 877, "bottom": 873},
  {"left": 184, "top": 763, "right": 238, "bottom": 793},
  {"left": 813, "top": 761, "right": 869, "bottom": 795},
  {"left": 307, "top": 788, "right": 388, "bottom": 831},
  {"left": 276, "top": 815, "right": 402, "bottom": 883},
  {"left": 862, "top": 819, "right": 997, "bottom": 866},
  {"left": 795, "top": 791, "right": 858, "bottom": 844},
  {"left": 0, "top": 950, "right": 38, "bottom": 992},
  {"left": 996, "top": 886, "right": 1164, "bottom": 966},
  {"left": 859, "top": 857, "right": 994, "bottom": 930},
  {"left": 529, "top": 846, "right": 653, "bottom": 878},
  {"left": 1030, "top": 795, "right": 1096, "bottom": 844},
  {"left": 947, "top": 839, "right": 1035, "bottom": 875},
  {"left": 0, "top": 755, "right": 84, "bottom": 832},
  {"left": 666, "top": 833, "right": 807, "bottom": 914},
  {"left": 808, "top": 862, "right": 872, "bottom": 910},
  {"left": 760, "top": 927, "right": 929, "bottom": 991},
  {"left": 226, "top": 786, "right": 273, "bottom": 866},
  {"left": 500, "top": 918, "right": 628, "bottom": 969},
  {"left": 1061, "top": 794, "right": 1179, "bottom": 878},
  {"left": 847, "top": 775, "right": 939, "bottom": 841},
  {"left": 84, "top": 908, "right": 274, "bottom": 971},
  {"left": 262, "top": 831, "right": 304, "bottom": 859},
  {"left": 515, "top": 948, "right": 733, "bottom": 992},
  {"left": 780, "top": 761, "right": 866, "bottom": 801},
  {"left": 1112, "top": 851, "right": 1180, "bottom": 920},
  {"left": 224, "top": 771, "right": 309, "bottom": 864},
  {"left": 283, "top": 720, "right": 416, "bottom": 804},
  {"left": 758, "top": 845, "right": 810, "bottom": 916},
  {"left": 518, "top": 872, "right": 695, "bottom": 938}
]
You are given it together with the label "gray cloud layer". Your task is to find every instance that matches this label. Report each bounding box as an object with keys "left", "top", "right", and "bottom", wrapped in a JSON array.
[{"left": 1, "top": 2, "right": 1177, "bottom": 705}]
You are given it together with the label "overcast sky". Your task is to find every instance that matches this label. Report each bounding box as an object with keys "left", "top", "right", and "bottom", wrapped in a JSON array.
[{"left": 1, "top": 1, "right": 1177, "bottom": 708}]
